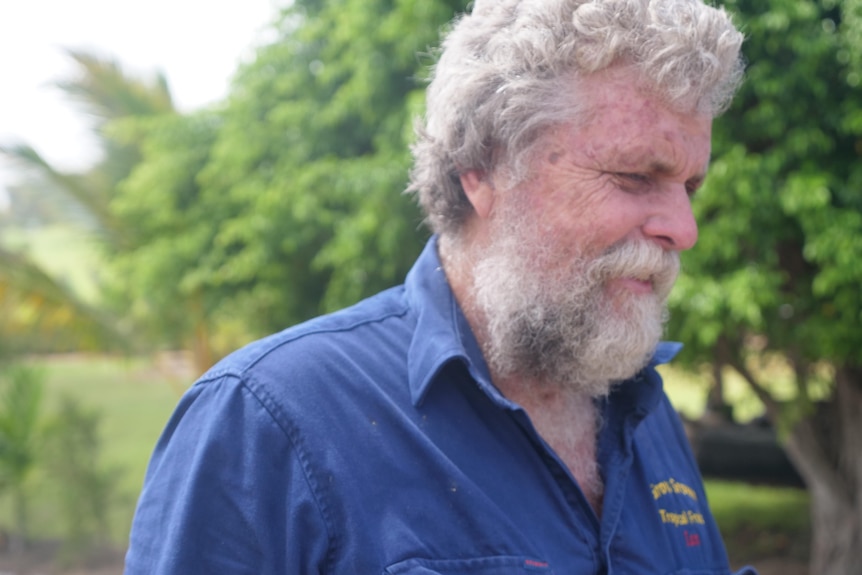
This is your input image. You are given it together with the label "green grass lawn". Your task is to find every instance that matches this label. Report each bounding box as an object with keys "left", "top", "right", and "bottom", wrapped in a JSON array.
[
  {"left": 706, "top": 480, "right": 810, "bottom": 565},
  {"left": 33, "top": 354, "right": 188, "bottom": 496}
]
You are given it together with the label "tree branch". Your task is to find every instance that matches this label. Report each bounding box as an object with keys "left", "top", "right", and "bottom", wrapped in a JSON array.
[{"left": 726, "top": 353, "right": 781, "bottom": 421}]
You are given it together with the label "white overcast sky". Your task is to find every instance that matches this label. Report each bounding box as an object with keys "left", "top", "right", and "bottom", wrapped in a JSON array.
[{"left": 0, "top": 0, "right": 278, "bottom": 207}]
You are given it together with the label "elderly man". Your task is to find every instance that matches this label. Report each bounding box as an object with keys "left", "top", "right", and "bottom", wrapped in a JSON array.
[{"left": 126, "top": 1, "right": 755, "bottom": 574}]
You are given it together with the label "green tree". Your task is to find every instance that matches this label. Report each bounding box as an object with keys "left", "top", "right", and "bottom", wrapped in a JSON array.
[
  {"left": 112, "top": 0, "right": 470, "bottom": 361},
  {"left": 0, "top": 364, "right": 44, "bottom": 547},
  {"left": 1, "top": 50, "right": 175, "bottom": 247},
  {"left": 43, "top": 395, "right": 124, "bottom": 561},
  {"left": 108, "top": 111, "right": 223, "bottom": 369},
  {"left": 669, "top": 1, "right": 862, "bottom": 572},
  {"left": 0, "top": 49, "right": 176, "bottom": 355}
]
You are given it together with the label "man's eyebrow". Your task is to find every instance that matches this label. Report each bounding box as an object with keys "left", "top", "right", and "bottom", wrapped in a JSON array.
[
  {"left": 607, "top": 147, "right": 674, "bottom": 172},
  {"left": 604, "top": 146, "right": 710, "bottom": 178},
  {"left": 646, "top": 160, "right": 676, "bottom": 175},
  {"left": 645, "top": 159, "right": 710, "bottom": 183}
]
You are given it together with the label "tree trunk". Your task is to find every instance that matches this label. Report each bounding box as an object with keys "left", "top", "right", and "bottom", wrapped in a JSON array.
[
  {"left": 9, "top": 482, "right": 28, "bottom": 554},
  {"left": 192, "top": 316, "right": 214, "bottom": 376},
  {"left": 189, "top": 290, "right": 214, "bottom": 376},
  {"left": 783, "top": 367, "right": 862, "bottom": 575},
  {"left": 805, "top": 482, "right": 861, "bottom": 575}
]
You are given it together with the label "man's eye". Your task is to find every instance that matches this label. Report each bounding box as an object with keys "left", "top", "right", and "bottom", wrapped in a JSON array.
[
  {"left": 613, "top": 173, "right": 652, "bottom": 192},
  {"left": 622, "top": 173, "right": 649, "bottom": 183},
  {"left": 685, "top": 178, "right": 705, "bottom": 197}
]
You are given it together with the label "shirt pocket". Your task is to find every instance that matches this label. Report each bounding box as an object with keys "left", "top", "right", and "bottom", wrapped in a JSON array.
[{"left": 384, "top": 555, "right": 553, "bottom": 575}]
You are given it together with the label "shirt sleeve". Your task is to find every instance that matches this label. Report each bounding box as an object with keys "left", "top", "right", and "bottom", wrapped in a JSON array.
[{"left": 124, "top": 374, "right": 331, "bottom": 575}]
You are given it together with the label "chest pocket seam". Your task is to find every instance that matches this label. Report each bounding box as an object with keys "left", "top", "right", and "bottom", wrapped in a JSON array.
[{"left": 383, "top": 555, "right": 554, "bottom": 575}]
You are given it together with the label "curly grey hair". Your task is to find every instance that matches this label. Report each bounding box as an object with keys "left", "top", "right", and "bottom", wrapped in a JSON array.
[{"left": 409, "top": 0, "right": 745, "bottom": 237}]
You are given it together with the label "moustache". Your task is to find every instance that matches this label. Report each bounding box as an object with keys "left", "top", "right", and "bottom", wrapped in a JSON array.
[{"left": 588, "top": 241, "right": 680, "bottom": 297}]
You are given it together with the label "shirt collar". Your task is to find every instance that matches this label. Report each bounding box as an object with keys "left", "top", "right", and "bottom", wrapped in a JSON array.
[
  {"left": 608, "top": 340, "right": 682, "bottom": 423},
  {"left": 404, "top": 236, "right": 682, "bottom": 413},
  {"left": 650, "top": 341, "right": 683, "bottom": 366},
  {"left": 405, "top": 237, "right": 495, "bottom": 407}
]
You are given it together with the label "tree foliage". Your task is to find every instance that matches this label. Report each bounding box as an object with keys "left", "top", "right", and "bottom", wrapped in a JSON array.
[
  {"left": 43, "top": 395, "right": 124, "bottom": 558},
  {"left": 1, "top": 50, "right": 175, "bottom": 247},
  {"left": 668, "top": 1, "right": 862, "bottom": 572},
  {"left": 0, "top": 49, "right": 177, "bottom": 354},
  {"left": 672, "top": 0, "right": 862, "bottom": 372},
  {"left": 0, "top": 364, "right": 43, "bottom": 542},
  {"left": 113, "top": 0, "right": 470, "bottom": 354}
]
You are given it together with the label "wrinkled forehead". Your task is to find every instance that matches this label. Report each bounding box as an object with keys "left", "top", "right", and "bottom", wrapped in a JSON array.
[
  {"left": 568, "top": 65, "right": 715, "bottom": 128},
  {"left": 544, "top": 69, "right": 714, "bottom": 170}
]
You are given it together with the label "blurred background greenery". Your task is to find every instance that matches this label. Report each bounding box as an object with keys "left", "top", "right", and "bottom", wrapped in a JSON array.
[{"left": 1, "top": 0, "right": 860, "bottom": 573}]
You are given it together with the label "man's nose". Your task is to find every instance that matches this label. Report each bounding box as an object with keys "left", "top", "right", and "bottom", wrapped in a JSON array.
[{"left": 642, "top": 185, "right": 699, "bottom": 251}]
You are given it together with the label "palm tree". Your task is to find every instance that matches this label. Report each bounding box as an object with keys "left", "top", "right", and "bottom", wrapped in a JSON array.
[
  {"left": 1, "top": 49, "right": 175, "bottom": 245},
  {"left": 0, "top": 245, "right": 122, "bottom": 352},
  {"left": 0, "top": 49, "right": 177, "bottom": 353}
]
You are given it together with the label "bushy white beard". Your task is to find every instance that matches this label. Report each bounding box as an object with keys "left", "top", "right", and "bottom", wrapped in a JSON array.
[{"left": 471, "top": 217, "right": 679, "bottom": 397}]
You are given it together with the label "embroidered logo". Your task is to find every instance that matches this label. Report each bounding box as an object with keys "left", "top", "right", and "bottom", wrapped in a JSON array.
[
  {"left": 650, "top": 477, "right": 705, "bottom": 548},
  {"left": 651, "top": 477, "right": 698, "bottom": 501}
]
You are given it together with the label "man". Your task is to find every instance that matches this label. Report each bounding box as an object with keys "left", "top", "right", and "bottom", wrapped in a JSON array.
[{"left": 126, "top": 1, "right": 755, "bottom": 573}]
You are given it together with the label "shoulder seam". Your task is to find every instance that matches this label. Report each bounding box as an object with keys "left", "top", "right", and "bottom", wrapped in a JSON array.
[{"left": 206, "top": 293, "right": 410, "bottom": 380}]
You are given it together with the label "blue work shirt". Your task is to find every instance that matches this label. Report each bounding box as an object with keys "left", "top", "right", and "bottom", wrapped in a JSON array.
[{"left": 125, "top": 238, "right": 756, "bottom": 575}]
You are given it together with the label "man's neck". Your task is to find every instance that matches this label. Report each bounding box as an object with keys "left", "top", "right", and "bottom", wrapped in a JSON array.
[{"left": 498, "top": 377, "right": 605, "bottom": 516}]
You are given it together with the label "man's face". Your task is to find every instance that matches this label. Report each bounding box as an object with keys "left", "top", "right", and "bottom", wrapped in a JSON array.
[{"left": 469, "top": 68, "right": 713, "bottom": 395}]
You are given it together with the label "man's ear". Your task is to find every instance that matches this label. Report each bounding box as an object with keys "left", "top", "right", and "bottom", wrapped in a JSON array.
[{"left": 459, "top": 170, "right": 495, "bottom": 220}]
